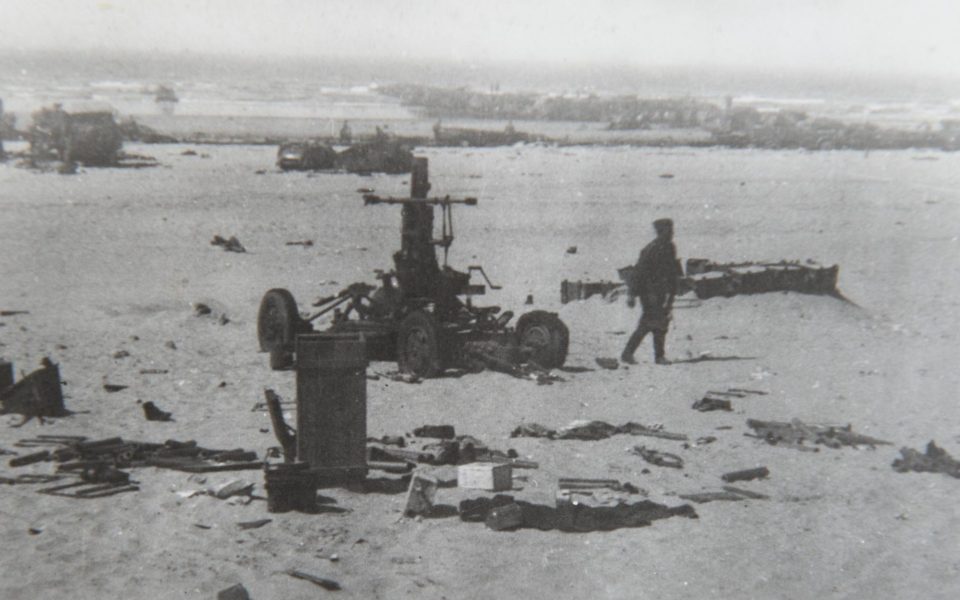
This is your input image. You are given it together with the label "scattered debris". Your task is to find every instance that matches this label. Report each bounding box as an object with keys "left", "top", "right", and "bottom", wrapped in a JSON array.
[
  {"left": 285, "top": 569, "right": 342, "bottom": 591},
  {"left": 237, "top": 519, "right": 272, "bottom": 530},
  {"left": 139, "top": 368, "right": 169, "bottom": 375},
  {"left": 459, "top": 462, "right": 513, "bottom": 491},
  {"left": 112, "top": 350, "right": 130, "bottom": 359},
  {"left": 37, "top": 478, "right": 138, "bottom": 498},
  {"left": 217, "top": 583, "right": 252, "bottom": 600},
  {"left": 892, "top": 441, "right": 960, "bottom": 479},
  {"left": 193, "top": 303, "right": 212, "bottom": 316},
  {"left": 103, "top": 383, "right": 129, "bottom": 393},
  {"left": 0, "top": 310, "right": 29, "bottom": 317},
  {"left": 746, "top": 418, "right": 891, "bottom": 450},
  {"left": 9, "top": 450, "right": 51, "bottom": 467},
  {"left": 142, "top": 401, "right": 173, "bottom": 422},
  {"left": 164, "top": 341, "right": 178, "bottom": 350},
  {"left": 721, "top": 467, "right": 770, "bottom": 483},
  {"left": 285, "top": 240, "right": 314, "bottom": 247},
  {"left": 486, "top": 502, "right": 524, "bottom": 531},
  {"left": 459, "top": 494, "right": 697, "bottom": 532},
  {"left": 566, "top": 246, "right": 578, "bottom": 254},
  {"left": 0, "top": 359, "right": 68, "bottom": 420},
  {"left": 630, "top": 446, "right": 684, "bottom": 469},
  {"left": 684, "top": 259, "right": 839, "bottom": 299},
  {"left": 404, "top": 473, "right": 438, "bottom": 516},
  {"left": 692, "top": 396, "right": 733, "bottom": 412},
  {"left": 413, "top": 425, "right": 455, "bottom": 439},
  {"left": 211, "top": 479, "right": 255, "bottom": 500},
  {"left": 210, "top": 235, "right": 246, "bottom": 253},
  {"left": 558, "top": 478, "right": 641, "bottom": 494},
  {"left": 595, "top": 357, "right": 620, "bottom": 370},
  {"left": 679, "top": 491, "right": 750, "bottom": 504},
  {"left": 511, "top": 420, "right": 688, "bottom": 442},
  {"left": 721, "top": 485, "right": 769, "bottom": 500},
  {"left": 181, "top": 149, "right": 197, "bottom": 156}
]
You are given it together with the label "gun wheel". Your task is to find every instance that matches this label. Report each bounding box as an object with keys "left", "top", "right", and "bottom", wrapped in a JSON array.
[
  {"left": 516, "top": 310, "right": 569, "bottom": 369},
  {"left": 258, "top": 288, "right": 300, "bottom": 357},
  {"left": 397, "top": 310, "right": 443, "bottom": 378}
]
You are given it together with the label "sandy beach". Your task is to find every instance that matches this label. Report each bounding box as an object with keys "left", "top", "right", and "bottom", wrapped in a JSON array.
[{"left": 1, "top": 140, "right": 959, "bottom": 599}]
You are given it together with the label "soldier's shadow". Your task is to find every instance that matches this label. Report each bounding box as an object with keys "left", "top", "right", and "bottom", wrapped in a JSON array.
[{"left": 671, "top": 355, "right": 756, "bottom": 364}]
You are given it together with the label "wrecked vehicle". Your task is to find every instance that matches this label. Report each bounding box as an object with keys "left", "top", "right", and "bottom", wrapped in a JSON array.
[
  {"left": 29, "top": 102, "right": 123, "bottom": 167},
  {"left": 258, "top": 157, "right": 569, "bottom": 377},
  {"left": 276, "top": 141, "right": 337, "bottom": 171},
  {"left": 336, "top": 140, "right": 414, "bottom": 174}
]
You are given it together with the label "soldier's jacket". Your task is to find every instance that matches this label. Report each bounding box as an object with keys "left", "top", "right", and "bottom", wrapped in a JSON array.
[{"left": 629, "top": 237, "right": 681, "bottom": 296}]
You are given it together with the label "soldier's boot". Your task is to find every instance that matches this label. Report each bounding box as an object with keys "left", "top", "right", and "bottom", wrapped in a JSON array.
[
  {"left": 621, "top": 327, "right": 647, "bottom": 364},
  {"left": 653, "top": 331, "right": 670, "bottom": 365}
]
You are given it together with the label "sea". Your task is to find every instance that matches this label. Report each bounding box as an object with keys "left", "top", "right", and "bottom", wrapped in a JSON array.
[{"left": 2, "top": 49, "right": 959, "bottom": 135}]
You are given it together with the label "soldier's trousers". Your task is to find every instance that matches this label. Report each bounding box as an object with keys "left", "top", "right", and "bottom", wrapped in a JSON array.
[{"left": 622, "top": 292, "right": 669, "bottom": 360}]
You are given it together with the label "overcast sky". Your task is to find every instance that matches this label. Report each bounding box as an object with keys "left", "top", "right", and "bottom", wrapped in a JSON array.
[{"left": 1, "top": 0, "right": 958, "bottom": 77}]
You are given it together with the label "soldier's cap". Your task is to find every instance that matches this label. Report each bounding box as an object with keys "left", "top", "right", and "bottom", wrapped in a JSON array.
[{"left": 653, "top": 218, "right": 674, "bottom": 231}]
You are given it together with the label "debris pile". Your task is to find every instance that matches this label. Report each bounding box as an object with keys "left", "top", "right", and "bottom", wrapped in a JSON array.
[
  {"left": 0, "top": 359, "right": 68, "bottom": 421},
  {"left": 459, "top": 494, "right": 697, "bottom": 533},
  {"left": 746, "top": 419, "right": 891, "bottom": 451},
  {"left": 511, "top": 420, "right": 688, "bottom": 442},
  {"left": 892, "top": 441, "right": 960, "bottom": 479},
  {"left": 210, "top": 235, "right": 246, "bottom": 253},
  {"left": 684, "top": 259, "right": 839, "bottom": 299}
]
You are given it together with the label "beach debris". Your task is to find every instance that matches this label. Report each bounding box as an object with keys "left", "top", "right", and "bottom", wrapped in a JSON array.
[
  {"left": 181, "top": 149, "right": 197, "bottom": 156},
  {"left": 0, "top": 310, "right": 30, "bottom": 317},
  {"left": 692, "top": 396, "right": 733, "bottom": 412},
  {"left": 892, "top": 441, "right": 960, "bottom": 479},
  {"left": 404, "top": 473, "right": 439, "bottom": 516},
  {"left": 375, "top": 370, "right": 422, "bottom": 384},
  {"left": 679, "top": 491, "right": 750, "bottom": 504},
  {"left": 0, "top": 359, "right": 68, "bottom": 420},
  {"left": 237, "top": 519, "right": 272, "bottom": 530},
  {"left": 164, "top": 340, "right": 177, "bottom": 350},
  {"left": 558, "top": 478, "right": 641, "bottom": 494},
  {"left": 595, "top": 357, "right": 620, "bottom": 370},
  {"left": 413, "top": 425, "right": 455, "bottom": 439},
  {"left": 193, "top": 302, "right": 212, "bottom": 316},
  {"left": 9, "top": 450, "right": 52, "bottom": 467},
  {"left": 460, "top": 494, "right": 697, "bottom": 532},
  {"left": 458, "top": 462, "right": 513, "bottom": 491},
  {"left": 511, "top": 420, "right": 688, "bottom": 442},
  {"left": 103, "top": 383, "right": 128, "bottom": 393},
  {"left": 210, "top": 235, "right": 246, "bottom": 253},
  {"left": 142, "top": 401, "right": 173, "bottom": 422},
  {"left": 684, "top": 259, "right": 839, "bottom": 299},
  {"left": 285, "top": 569, "right": 342, "bottom": 591},
  {"left": 566, "top": 246, "right": 577, "bottom": 254},
  {"left": 486, "top": 502, "right": 524, "bottom": 531},
  {"left": 747, "top": 418, "right": 891, "bottom": 450},
  {"left": 139, "top": 368, "right": 169, "bottom": 375},
  {"left": 630, "top": 446, "right": 684, "bottom": 469},
  {"left": 722, "top": 485, "right": 769, "bottom": 500},
  {"left": 37, "top": 478, "right": 139, "bottom": 498},
  {"left": 0, "top": 473, "right": 62, "bottom": 485},
  {"left": 112, "top": 350, "right": 130, "bottom": 359},
  {"left": 217, "top": 583, "right": 252, "bottom": 600},
  {"left": 721, "top": 467, "right": 770, "bottom": 483},
  {"left": 264, "top": 462, "right": 318, "bottom": 513},
  {"left": 659, "top": 173, "right": 675, "bottom": 179},
  {"left": 285, "top": 240, "right": 313, "bottom": 247},
  {"left": 211, "top": 479, "right": 254, "bottom": 500}
]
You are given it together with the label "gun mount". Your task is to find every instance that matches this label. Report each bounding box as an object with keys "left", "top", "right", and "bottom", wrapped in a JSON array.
[{"left": 258, "top": 157, "right": 569, "bottom": 378}]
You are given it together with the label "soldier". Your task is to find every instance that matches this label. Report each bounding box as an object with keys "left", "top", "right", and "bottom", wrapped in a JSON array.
[
  {"left": 339, "top": 120, "right": 352, "bottom": 144},
  {"left": 621, "top": 218, "right": 682, "bottom": 365}
]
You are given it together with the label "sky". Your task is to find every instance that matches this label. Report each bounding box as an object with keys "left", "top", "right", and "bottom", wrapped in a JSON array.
[{"left": 1, "top": 0, "right": 958, "bottom": 78}]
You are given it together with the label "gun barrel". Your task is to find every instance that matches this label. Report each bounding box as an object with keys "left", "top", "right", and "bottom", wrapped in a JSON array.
[{"left": 363, "top": 194, "right": 477, "bottom": 206}]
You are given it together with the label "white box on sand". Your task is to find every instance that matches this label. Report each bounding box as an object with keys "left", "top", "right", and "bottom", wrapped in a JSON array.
[{"left": 458, "top": 462, "right": 512, "bottom": 491}]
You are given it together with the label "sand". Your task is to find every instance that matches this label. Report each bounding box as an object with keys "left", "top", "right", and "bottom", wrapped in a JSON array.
[{"left": 1, "top": 141, "right": 959, "bottom": 599}]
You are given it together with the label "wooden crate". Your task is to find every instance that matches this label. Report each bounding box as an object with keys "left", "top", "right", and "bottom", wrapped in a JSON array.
[{"left": 458, "top": 462, "right": 512, "bottom": 491}]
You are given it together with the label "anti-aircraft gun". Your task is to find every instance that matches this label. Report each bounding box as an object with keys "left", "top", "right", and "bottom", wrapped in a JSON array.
[{"left": 257, "top": 157, "right": 569, "bottom": 377}]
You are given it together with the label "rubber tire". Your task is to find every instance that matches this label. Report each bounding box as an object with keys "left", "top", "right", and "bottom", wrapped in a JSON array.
[
  {"left": 397, "top": 310, "right": 443, "bottom": 378},
  {"left": 516, "top": 310, "right": 569, "bottom": 369},
  {"left": 258, "top": 288, "right": 299, "bottom": 353}
]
